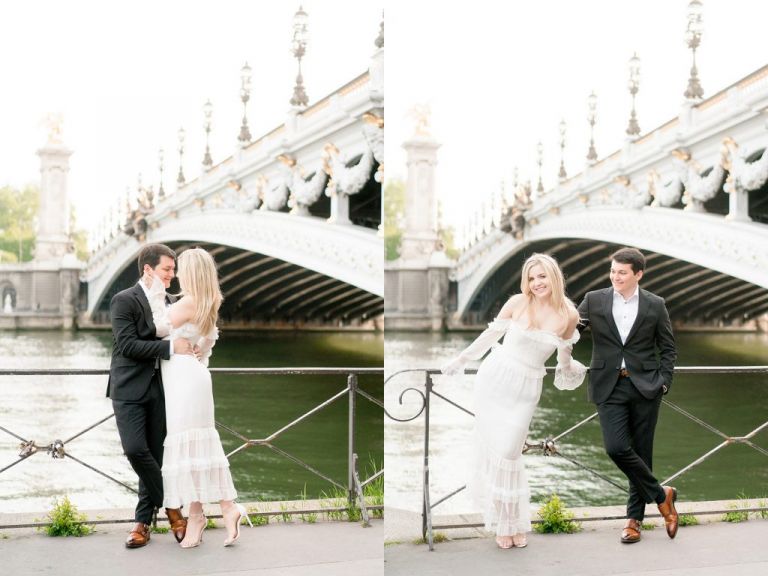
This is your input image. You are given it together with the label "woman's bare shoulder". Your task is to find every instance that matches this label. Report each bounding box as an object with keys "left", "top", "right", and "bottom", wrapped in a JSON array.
[
  {"left": 562, "top": 304, "right": 580, "bottom": 335},
  {"left": 498, "top": 294, "right": 525, "bottom": 319}
]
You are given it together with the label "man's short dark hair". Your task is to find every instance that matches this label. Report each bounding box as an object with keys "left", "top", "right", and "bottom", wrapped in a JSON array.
[
  {"left": 137, "top": 243, "right": 176, "bottom": 275},
  {"left": 611, "top": 247, "right": 645, "bottom": 274}
]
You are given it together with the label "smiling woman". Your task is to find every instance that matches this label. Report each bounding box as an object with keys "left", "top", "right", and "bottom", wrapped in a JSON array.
[{"left": 440, "top": 253, "right": 585, "bottom": 549}]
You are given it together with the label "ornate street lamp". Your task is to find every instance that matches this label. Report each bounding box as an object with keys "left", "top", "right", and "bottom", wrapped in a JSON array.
[
  {"left": 684, "top": 0, "right": 704, "bottom": 100},
  {"left": 290, "top": 5, "right": 309, "bottom": 107},
  {"left": 202, "top": 99, "right": 213, "bottom": 169},
  {"left": 586, "top": 91, "right": 598, "bottom": 163},
  {"left": 177, "top": 127, "right": 186, "bottom": 185},
  {"left": 626, "top": 53, "right": 641, "bottom": 138},
  {"left": 238, "top": 62, "right": 252, "bottom": 144},
  {"left": 558, "top": 119, "right": 567, "bottom": 181},
  {"left": 158, "top": 148, "right": 165, "bottom": 200},
  {"left": 536, "top": 141, "right": 544, "bottom": 195}
]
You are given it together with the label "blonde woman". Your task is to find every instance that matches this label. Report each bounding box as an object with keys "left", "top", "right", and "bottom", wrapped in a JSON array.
[
  {"left": 148, "top": 247, "right": 251, "bottom": 548},
  {"left": 442, "top": 253, "right": 586, "bottom": 549}
]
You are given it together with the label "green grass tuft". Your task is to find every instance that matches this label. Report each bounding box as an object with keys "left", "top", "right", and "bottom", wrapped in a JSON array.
[
  {"left": 40, "top": 496, "right": 93, "bottom": 537},
  {"left": 413, "top": 532, "right": 448, "bottom": 544},
  {"left": 532, "top": 494, "right": 581, "bottom": 534},
  {"left": 678, "top": 513, "right": 698, "bottom": 527}
]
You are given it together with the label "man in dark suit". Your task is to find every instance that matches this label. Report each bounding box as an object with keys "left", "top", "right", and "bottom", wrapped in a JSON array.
[
  {"left": 107, "top": 243, "right": 193, "bottom": 548},
  {"left": 577, "top": 247, "right": 678, "bottom": 544}
]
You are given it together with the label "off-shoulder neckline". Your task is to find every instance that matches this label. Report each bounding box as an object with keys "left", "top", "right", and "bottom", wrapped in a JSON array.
[{"left": 507, "top": 320, "right": 578, "bottom": 343}]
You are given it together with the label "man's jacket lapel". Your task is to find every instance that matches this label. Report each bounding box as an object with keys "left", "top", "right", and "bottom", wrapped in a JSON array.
[
  {"left": 602, "top": 288, "right": 623, "bottom": 343},
  {"left": 625, "top": 289, "right": 651, "bottom": 345},
  {"left": 132, "top": 283, "right": 156, "bottom": 333}
]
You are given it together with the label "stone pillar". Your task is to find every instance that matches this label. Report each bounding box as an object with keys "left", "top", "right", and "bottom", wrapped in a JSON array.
[
  {"left": 384, "top": 121, "right": 453, "bottom": 331},
  {"left": 399, "top": 134, "right": 441, "bottom": 263},
  {"left": 36, "top": 139, "right": 73, "bottom": 262}
]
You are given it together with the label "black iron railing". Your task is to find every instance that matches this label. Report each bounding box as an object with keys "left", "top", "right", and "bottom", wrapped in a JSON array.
[
  {"left": 385, "top": 366, "right": 768, "bottom": 550},
  {"left": 0, "top": 367, "right": 383, "bottom": 529}
]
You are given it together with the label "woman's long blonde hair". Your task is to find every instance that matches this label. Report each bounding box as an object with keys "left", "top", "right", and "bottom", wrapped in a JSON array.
[
  {"left": 520, "top": 252, "right": 573, "bottom": 326},
  {"left": 177, "top": 248, "right": 223, "bottom": 336}
]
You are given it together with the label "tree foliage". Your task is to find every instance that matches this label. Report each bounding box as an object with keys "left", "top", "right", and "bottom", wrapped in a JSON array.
[
  {"left": 383, "top": 177, "right": 459, "bottom": 261},
  {"left": 384, "top": 179, "right": 405, "bottom": 261},
  {"left": 0, "top": 185, "right": 38, "bottom": 262},
  {"left": 0, "top": 184, "right": 88, "bottom": 262}
]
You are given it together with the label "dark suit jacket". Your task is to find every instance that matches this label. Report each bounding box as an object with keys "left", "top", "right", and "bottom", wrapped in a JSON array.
[
  {"left": 106, "top": 282, "right": 172, "bottom": 401},
  {"left": 577, "top": 287, "right": 676, "bottom": 404}
]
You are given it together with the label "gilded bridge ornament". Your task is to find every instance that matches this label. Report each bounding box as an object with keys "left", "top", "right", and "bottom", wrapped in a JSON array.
[
  {"left": 408, "top": 103, "right": 432, "bottom": 137},
  {"left": 42, "top": 112, "right": 64, "bottom": 145}
]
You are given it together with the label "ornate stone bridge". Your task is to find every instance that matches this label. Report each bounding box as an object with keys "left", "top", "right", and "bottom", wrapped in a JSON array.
[
  {"left": 454, "top": 65, "right": 768, "bottom": 327},
  {"left": 85, "top": 44, "right": 384, "bottom": 329}
]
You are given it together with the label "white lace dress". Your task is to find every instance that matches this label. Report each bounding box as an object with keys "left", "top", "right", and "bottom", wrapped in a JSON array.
[
  {"left": 442, "top": 318, "right": 586, "bottom": 536},
  {"left": 148, "top": 282, "right": 237, "bottom": 508}
]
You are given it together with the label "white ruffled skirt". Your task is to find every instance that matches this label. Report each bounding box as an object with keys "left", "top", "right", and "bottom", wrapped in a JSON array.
[
  {"left": 471, "top": 347, "right": 544, "bottom": 536},
  {"left": 161, "top": 354, "right": 237, "bottom": 508}
]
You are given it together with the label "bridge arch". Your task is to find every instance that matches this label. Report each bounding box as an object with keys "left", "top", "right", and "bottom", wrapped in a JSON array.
[
  {"left": 86, "top": 211, "right": 382, "bottom": 327},
  {"left": 457, "top": 207, "right": 768, "bottom": 326}
]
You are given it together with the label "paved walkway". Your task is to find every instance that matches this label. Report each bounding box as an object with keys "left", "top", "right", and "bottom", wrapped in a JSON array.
[
  {"left": 385, "top": 519, "right": 768, "bottom": 575},
  {"left": 385, "top": 502, "right": 768, "bottom": 575},
  {"left": 0, "top": 516, "right": 383, "bottom": 576}
]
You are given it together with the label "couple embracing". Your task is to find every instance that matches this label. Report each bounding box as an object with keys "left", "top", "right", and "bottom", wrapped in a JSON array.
[
  {"left": 443, "top": 247, "right": 678, "bottom": 549},
  {"left": 106, "top": 243, "right": 250, "bottom": 549}
]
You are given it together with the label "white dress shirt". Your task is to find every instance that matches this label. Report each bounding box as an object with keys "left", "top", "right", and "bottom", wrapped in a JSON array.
[
  {"left": 612, "top": 285, "right": 639, "bottom": 369},
  {"left": 138, "top": 280, "right": 173, "bottom": 356}
]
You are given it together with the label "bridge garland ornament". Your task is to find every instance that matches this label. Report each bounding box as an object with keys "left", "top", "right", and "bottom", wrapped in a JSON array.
[
  {"left": 325, "top": 144, "right": 375, "bottom": 197},
  {"left": 681, "top": 143, "right": 728, "bottom": 211},
  {"left": 725, "top": 138, "right": 768, "bottom": 192},
  {"left": 289, "top": 166, "right": 329, "bottom": 215},
  {"left": 649, "top": 166, "right": 685, "bottom": 208}
]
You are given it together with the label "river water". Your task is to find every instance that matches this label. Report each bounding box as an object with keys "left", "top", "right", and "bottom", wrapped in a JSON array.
[
  {"left": 0, "top": 330, "right": 383, "bottom": 514},
  {"left": 385, "top": 331, "right": 768, "bottom": 514}
]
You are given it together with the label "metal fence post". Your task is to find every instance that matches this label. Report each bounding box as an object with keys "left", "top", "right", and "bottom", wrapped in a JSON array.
[
  {"left": 348, "top": 372, "right": 358, "bottom": 506},
  {"left": 422, "top": 371, "right": 434, "bottom": 550}
]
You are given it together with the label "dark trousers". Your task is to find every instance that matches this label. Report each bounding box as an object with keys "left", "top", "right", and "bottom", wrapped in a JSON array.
[
  {"left": 112, "top": 374, "right": 166, "bottom": 525},
  {"left": 597, "top": 377, "right": 665, "bottom": 520}
]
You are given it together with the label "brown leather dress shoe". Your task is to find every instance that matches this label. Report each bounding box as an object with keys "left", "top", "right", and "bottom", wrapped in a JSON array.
[
  {"left": 125, "top": 523, "right": 150, "bottom": 548},
  {"left": 165, "top": 508, "right": 187, "bottom": 543},
  {"left": 657, "top": 486, "right": 679, "bottom": 539},
  {"left": 620, "top": 518, "right": 641, "bottom": 543}
]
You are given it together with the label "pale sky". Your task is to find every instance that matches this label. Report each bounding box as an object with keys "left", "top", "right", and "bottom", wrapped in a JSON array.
[
  {"left": 386, "top": 0, "right": 768, "bottom": 230},
  {"left": 0, "top": 0, "right": 382, "bottom": 240}
]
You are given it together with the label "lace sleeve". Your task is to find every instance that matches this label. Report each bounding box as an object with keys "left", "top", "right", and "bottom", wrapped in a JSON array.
[
  {"left": 195, "top": 326, "right": 219, "bottom": 368},
  {"left": 441, "top": 318, "right": 510, "bottom": 376},
  {"left": 147, "top": 276, "right": 172, "bottom": 338},
  {"left": 553, "top": 330, "right": 586, "bottom": 390}
]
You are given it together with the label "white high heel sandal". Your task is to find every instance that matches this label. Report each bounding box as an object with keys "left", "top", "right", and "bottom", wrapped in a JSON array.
[{"left": 223, "top": 503, "right": 253, "bottom": 547}]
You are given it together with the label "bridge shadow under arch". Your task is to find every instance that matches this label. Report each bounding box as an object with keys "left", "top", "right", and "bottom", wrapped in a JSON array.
[
  {"left": 91, "top": 241, "right": 383, "bottom": 328},
  {"left": 463, "top": 238, "right": 768, "bottom": 327}
]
